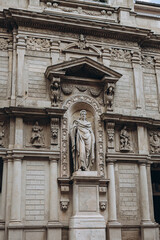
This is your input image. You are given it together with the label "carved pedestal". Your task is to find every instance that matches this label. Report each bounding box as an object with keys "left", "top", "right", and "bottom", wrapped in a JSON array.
[{"left": 69, "top": 171, "right": 106, "bottom": 240}]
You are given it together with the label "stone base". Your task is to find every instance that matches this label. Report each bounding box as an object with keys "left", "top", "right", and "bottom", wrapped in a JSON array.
[
  {"left": 142, "top": 225, "right": 159, "bottom": 240},
  {"left": 107, "top": 222, "right": 122, "bottom": 240},
  {"left": 69, "top": 214, "right": 106, "bottom": 240},
  {"left": 47, "top": 221, "right": 62, "bottom": 240}
]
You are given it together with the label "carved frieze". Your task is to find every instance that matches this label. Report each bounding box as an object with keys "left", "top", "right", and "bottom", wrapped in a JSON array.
[
  {"left": 0, "top": 38, "right": 9, "bottom": 50},
  {"left": 120, "top": 126, "right": 131, "bottom": 152},
  {"left": 45, "top": 2, "right": 113, "bottom": 19},
  {"left": 30, "top": 121, "right": 45, "bottom": 147},
  {"left": 149, "top": 131, "right": 160, "bottom": 154},
  {"left": 111, "top": 48, "right": 131, "bottom": 62},
  {"left": 61, "top": 118, "right": 68, "bottom": 177},
  {"left": 26, "top": 37, "right": 51, "bottom": 51}
]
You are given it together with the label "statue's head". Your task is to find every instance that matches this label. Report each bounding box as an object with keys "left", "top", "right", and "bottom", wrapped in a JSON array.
[{"left": 80, "top": 110, "right": 87, "bottom": 120}]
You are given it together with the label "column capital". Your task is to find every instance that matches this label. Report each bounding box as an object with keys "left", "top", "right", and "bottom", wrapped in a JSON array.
[
  {"left": 138, "top": 160, "right": 147, "bottom": 166},
  {"left": 49, "top": 155, "right": 60, "bottom": 163},
  {"left": 106, "top": 157, "right": 116, "bottom": 164}
]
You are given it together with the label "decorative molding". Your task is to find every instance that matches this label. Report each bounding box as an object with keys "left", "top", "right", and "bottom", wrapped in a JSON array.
[
  {"left": 61, "top": 84, "right": 73, "bottom": 95},
  {"left": 61, "top": 117, "right": 68, "bottom": 177},
  {"left": 26, "top": 37, "right": 51, "bottom": 51},
  {"left": 0, "top": 122, "right": 5, "bottom": 148}
]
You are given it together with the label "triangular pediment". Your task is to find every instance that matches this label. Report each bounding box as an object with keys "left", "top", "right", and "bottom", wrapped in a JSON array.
[{"left": 45, "top": 57, "right": 122, "bottom": 83}]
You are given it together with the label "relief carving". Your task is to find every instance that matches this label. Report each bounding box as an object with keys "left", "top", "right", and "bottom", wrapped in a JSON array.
[
  {"left": 0, "top": 122, "right": 5, "bottom": 148},
  {"left": 111, "top": 48, "right": 131, "bottom": 62},
  {"left": 30, "top": 121, "right": 45, "bottom": 147},
  {"left": 76, "top": 85, "right": 87, "bottom": 92},
  {"left": 149, "top": 132, "right": 160, "bottom": 154},
  {"left": 120, "top": 126, "right": 131, "bottom": 152},
  {"left": 89, "top": 87, "right": 102, "bottom": 98},
  {"left": 99, "top": 201, "right": 107, "bottom": 211},
  {"left": 61, "top": 84, "right": 73, "bottom": 95},
  {"left": 62, "top": 118, "right": 68, "bottom": 177},
  {"left": 51, "top": 118, "right": 59, "bottom": 145},
  {"left": 142, "top": 55, "right": 154, "bottom": 69},
  {"left": 0, "top": 38, "right": 9, "bottom": 50},
  {"left": 26, "top": 37, "right": 51, "bottom": 51},
  {"left": 60, "top": 200, "right": 69, "bottom": 211},
  {"left": 107, "top": 122, "right": 115, "bottom": 151},
  {"left": 104, "top": 83, "right": 115, "bottom": 111},
  {"left": 70, "top": 110, "right": 95, "bottom": 172},
  {"left": 50, "top": 77, "right": 61, "bottom": 107}
]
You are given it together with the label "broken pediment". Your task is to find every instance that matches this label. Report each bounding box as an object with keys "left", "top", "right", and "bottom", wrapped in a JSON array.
[{"left": 45, "top": 57, "right": 122, "bottom": 83}]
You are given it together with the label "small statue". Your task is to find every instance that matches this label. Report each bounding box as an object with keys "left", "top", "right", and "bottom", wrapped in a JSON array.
[
  {"left": 120, "top": 126, "right": 131, "bottom": 151},
  {"left": 105, "top": 84, "right": 115, "bottom": 111},
  {"left": 70, "top": 110, "right": 95, "bottom": 172},
  {"left": 150, "top": 132, "right": 160, "bottom": 154},
  {"left": 50, "top": 77, "right": 60, "bottom": 107},
  {"left": 30, "top": 121, "right": 45, "bottom": 147}
]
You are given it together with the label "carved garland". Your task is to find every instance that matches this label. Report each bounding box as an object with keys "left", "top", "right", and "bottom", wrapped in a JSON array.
[{"left": 61, "top": 95, "right": 104, "bottom": 177}]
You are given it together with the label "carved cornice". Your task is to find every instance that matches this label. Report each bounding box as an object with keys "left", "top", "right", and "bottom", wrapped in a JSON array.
[
  {"left": 0, "top": 8, "right": 159, "bottom": 48},
  {"left": 101, "top": 112, "right": 160, "bottom": 126},
  {"left": 2, "top": 107, "right": 66, "bottom": 118}
]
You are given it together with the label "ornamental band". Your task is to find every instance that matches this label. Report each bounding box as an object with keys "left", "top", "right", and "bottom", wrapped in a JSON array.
[{"left": 70, "top": 110, "right": 95, "bottom": 171}]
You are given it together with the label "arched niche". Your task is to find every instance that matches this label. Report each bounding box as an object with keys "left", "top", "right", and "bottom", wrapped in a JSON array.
[{"left": 61, "top": 94, "right": 105, "bottom": 178}]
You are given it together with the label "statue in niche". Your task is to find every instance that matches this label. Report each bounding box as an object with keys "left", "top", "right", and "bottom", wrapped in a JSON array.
[
  {"left": 120, "top": 126, "right": 131, "bottom": 151},
  {"left": 105, "top": 84, "right": 115, "bottom": 111},
  {"left": 50, "top": 77, "right": 61, "bottom": 107},
  {"left": 70, "top": 110, "right": 95, "bottom": 172},
  {"left": 150, "top": 132, "right": 160, "bottom": 153},
  {"left": 30, "top": 121, "right": 45, "bottom": 147}
]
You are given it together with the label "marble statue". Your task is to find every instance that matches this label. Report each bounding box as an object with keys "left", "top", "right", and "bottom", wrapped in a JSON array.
[{"left": 70, "top": 110, "right": 95, "bottom": 171}]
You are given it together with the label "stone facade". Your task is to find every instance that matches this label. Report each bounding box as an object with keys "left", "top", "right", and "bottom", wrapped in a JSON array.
[{"left": 0, "top": 0, "right": 160, "bottom": 240}]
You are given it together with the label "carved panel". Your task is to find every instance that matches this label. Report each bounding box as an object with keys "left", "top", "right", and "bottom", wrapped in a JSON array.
[
  {"left": 0, "top": 38, "right": 9, "bottom": 50},
  {"left": 149, "top": 131, "right": 160, "bottom": 154},
  {"left": 142, "top": 55, "right": 154, "bottom": 69},
  {"left": 26, "top": 37, "right": 51, "bottom": 51},
  {"left": 61, "top": 118, "right": 68, "bottom": 177},
  {"left": 111, "top": 48, "right": 131, "bottom": 62}
]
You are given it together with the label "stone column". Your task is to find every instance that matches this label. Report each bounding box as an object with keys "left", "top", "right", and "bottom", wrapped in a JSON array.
[
  {"left": 16, "top": 35, "right": 26, "bottom": 105},
  {"left": 107, "top": 159, "right": 118, "bottom": 223},
  {"left": 155, "top": 57, "right": 160, "bottom": 112},
  {"left": 10, "top": 158, "right": 22, "bottom": 223},
  {"left": 0, "top": 158, "right": 7, "bottom": 222},
  {"left": 14, "top": 118, "right": 23, "bottom": 149},
  {"left": 146, "top": 161, "right": 155, "bottom": 222},
  {"left": 107, "top": 159, "right": 121, "bottom": 240},
  {"left": 132, "top": 51, "right": 145, "bottom": 111},
  {"left": 47, "top": 156, "right": 62, "bottom": 240},
  {"left": 11, "top": 29, "right": 17, "bottom": 106},
  {"left": 49, "top": 158, "right": 59, "bottom": 222},
  {"left": 139, "top": 161, "right": 151, "bottom": 223},
  {"left": 137, "top": 125, "right": 149, "bottom": 155}
]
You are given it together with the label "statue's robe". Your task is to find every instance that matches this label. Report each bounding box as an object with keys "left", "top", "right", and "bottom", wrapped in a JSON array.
[{"left": 70, "top": 119, "right": 95, "bottom": 171}]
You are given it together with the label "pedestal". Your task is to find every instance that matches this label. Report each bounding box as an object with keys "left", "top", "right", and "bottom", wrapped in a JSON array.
[{"left": 69, "top": 171, "right": 106, "bottom": 240}]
